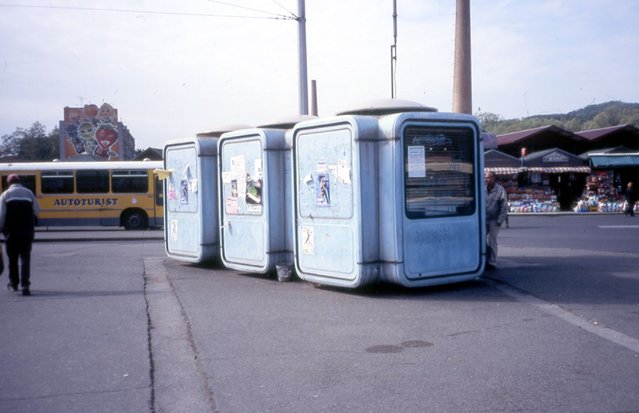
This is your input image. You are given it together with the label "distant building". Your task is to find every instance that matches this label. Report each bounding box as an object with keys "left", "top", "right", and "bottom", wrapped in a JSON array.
[
  {"left": 486, "top": 124, "right": 639, "bottom": 212},
  {"left": 59, "top": 103, "right": 135, "bottom": 161},
  {"left": 134, "top": 147, "right": 163, "bottom": 161}
]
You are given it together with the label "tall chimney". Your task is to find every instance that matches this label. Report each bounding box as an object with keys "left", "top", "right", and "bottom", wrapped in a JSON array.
[
  {"left": 452, "top": 0, "right": 472, "bottom": 114},
  {"left": 310, "top": 80, "right": 318, "bottom": 116}
]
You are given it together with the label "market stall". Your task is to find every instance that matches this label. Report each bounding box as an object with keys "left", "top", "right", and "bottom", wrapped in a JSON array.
[
  {"left": 485, "top": 148, "right": 590, "bottom": 213},
  {"left": 583, "top": 152, "right": 639, "bottom": 213}
]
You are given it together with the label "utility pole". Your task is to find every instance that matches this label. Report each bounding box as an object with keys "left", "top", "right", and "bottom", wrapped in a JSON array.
[
  {"left": 452, "top": 0, "right": 472, "bottom": 114},
  {"left": 297, "top": 0, "right": 309, "bottom": 115},
  {"left": 390, "top": 0, "right": 398, "bottom": 98}
]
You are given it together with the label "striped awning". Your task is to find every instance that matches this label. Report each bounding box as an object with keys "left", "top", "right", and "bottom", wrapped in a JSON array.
[
  {"left": 485, "top": 167, "right": 522, "bottom": 175},
  {"left": 525, "top": 166, "right": 591, "bottom": 173},
  {"left": 486, "top": 166, "right": 591, "bottom": 174}
]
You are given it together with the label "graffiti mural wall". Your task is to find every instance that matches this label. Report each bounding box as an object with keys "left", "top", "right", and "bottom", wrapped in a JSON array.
[{"left": 59, "top": 103, "right": 135, "bottom": 160}]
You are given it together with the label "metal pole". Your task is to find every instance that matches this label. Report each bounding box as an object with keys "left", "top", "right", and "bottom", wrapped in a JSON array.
[
  {"left": 390, "top": 0, "right": 398, "bottom": 98},
  {"left": 298, "top": 0, "right": 309, "bottom": 115}
]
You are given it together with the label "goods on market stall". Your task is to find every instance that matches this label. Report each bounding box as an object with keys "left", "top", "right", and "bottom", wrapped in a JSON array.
[
  {"left": 507, "top": 187, "right": 560, "bottom": 213},
  {"left": 577, "top": 171, "right": 626, "bottom": 213}
]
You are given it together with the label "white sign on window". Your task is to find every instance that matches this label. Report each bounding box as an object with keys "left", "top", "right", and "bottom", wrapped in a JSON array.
[{"left": 407, "top": 146, "right": 426, "bottom": 178}]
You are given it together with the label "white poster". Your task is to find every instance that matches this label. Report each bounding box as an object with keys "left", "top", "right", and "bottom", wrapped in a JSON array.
[
  {"left": 301, "top": 226, "right": 314, "bottom": 255},
  {"left": 407, "top": 146, "right": 426, "bottom": 178}
]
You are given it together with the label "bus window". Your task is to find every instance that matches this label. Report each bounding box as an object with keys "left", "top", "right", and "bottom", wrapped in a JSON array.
[
  {"left": 154, "top": 176, "right": 163, "bottom": 206},
  {"left": 41, "top": 171, "right": 74, "bottom": 194},
  {"left": 2, "top": 174, "right": 36, "bottom": 193},
  {"left": 112, "top": 170, "right": 149, "bottom": 193},
  {"left": 76, "top": 170, "right": 109, "bottom": 193}
]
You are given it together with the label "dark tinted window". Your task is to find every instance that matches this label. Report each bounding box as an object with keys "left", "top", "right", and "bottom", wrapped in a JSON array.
[
  {"left": 112, "top": 170, "right": 148, "bottom": 193},
  {"left": 404, "top": 126, "right": 476, "bottom": 218},
  {"left": 76, "top": 170, "right": 109, "bottom": 193},
  {"left": 154, "top": 176, "right": 163, "bottom": 206},
  {"left": 2, "top": 175, "right": 36, "bottom": 193},
  {"left": 41, "top": 171, "right": 74, "bottom": 194}
]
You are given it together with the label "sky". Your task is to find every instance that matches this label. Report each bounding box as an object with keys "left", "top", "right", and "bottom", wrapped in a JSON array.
[{"left": 1, "top": 0, "right": 638, "bottom": 150}]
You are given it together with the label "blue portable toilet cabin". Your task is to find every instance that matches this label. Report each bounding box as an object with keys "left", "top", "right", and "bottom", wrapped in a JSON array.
[
  {"left": 217, "top": 115, "right": 315, "bottom": 275},
  {"left": 376, "top": 111, "right": 486, "bottom": 287},
  {"left": 291, "top": 101, "right": 485, "bottom": 288},
  {"left": 163, "top": 136, "right": 219, "bottom": 263},
  {"left": 292, "top": 115, "right": 382, "bottom": 288},
  {"left": 217, "top": 128, "right": 290, "bottom": 273}
]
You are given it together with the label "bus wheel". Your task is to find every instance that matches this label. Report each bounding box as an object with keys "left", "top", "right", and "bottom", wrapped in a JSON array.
[{"left": 123, "top": 210, "right": 148, "bottom": 230}]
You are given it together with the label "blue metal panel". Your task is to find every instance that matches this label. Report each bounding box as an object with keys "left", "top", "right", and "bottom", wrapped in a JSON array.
[
  {"left": 218, "top": 129, "right": 290, "bottom": 273},
  {"left": 292, "top": 116, "right": 380, "bottom": 288},
  {"left": 378, "top": 112, "right": 485, "bottom": 287},
  {"left": 163, "top": 138, "right": 219, "bottom": 263},
  {"left": 291, "top": 112, "right": 485, "bottom": 289}
]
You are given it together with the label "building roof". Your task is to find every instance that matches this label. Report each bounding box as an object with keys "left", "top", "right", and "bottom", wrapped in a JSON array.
[
  {"left": 578, "top": 145, "right": 633, "bottom": 160},
  {"left": 135, "top": 147, "right": 163, "bottom": 160},
  {"left": 574, "top": 124, "right": 639, "bottom": 151},
  {"left": 484, "top": 149, "right": 521, "bottom": 167},
  {"left": 484, "top": 148, "right": 590, "bottom": 174},
  {"left": 492, "top": 123, "right": 639, "bottom": 160},
  {"left": 576, "top": 124, "right": 639, "bottom": 140},
  {"left": 523, "top": 147, "right": 586, "bottom": 164},
  {"left": 521, "top": 148, "right": 589, "bottom": 173},
  {"left": 496, "top": 125, "right": 585, "bottom": 146}
]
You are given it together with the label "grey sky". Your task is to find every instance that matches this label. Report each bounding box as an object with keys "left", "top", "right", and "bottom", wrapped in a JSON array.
[{"left": 1, "top": 0, "right": 637, "bottom": 149}]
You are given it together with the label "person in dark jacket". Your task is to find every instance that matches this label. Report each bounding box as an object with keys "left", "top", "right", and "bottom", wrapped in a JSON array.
[
  {"left": 624, "top": 181, "right": 636, "bottom": 217},
  {"left": 0, "top": 174, "right": 40, "bottom": 296},
  {"left": 485, "top": 171, "right": 509, "bottom": 270}
]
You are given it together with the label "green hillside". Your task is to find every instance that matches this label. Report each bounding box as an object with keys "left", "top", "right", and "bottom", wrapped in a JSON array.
[{"left": 478, "top": 101, "right": 639, "bottom": 135}]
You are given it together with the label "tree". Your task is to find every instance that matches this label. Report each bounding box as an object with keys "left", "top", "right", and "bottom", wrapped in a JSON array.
[
  {"left": 480, "top": 101, "right": 639, "bottom": 135},
  {"left": 475, "top": 111, "right": 502, "bottom": 131},
  {"left": 0, "top": 122, "right": 60, "bottom": 161}
]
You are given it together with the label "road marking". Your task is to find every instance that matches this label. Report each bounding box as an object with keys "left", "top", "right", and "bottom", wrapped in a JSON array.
[
  {"left": 598, "top": 225, "right": 639, "bottom": 229},
  {"left": 485, "top": 278, "right": 639, "bottom": 354}
]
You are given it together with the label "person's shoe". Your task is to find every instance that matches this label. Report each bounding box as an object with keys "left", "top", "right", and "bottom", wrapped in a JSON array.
[
  {"left": 22, "top": 288, "right": 30, "bottom": 296},
  {"left": 7, "top": 283, "right": 18, "bottom": 292}
]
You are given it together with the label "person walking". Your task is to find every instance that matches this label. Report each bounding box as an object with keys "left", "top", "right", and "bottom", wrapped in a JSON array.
[
  {"left": 0, "top": 174, "right": 39, "bottom": 296},
  {"left": 485, "top": 171, "right": 509, "bottom": 270},
  {"left": 624, "top": 181, "right": 636, "bottom": 217}
]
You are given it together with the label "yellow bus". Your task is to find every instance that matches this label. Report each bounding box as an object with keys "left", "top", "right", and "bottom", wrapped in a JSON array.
[{"left": 0, "top": 160, "right": 163, "bottom": 230}]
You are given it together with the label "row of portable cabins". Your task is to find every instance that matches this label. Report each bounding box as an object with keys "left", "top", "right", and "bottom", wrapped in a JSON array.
[{"left": 162, "top": 107, "right": 486, "bottom": 288}]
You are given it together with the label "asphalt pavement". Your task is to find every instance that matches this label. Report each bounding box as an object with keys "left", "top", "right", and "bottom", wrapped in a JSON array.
[
  {"left": 33, "top": 227, "right": 163, "bottom": 242},
  {"left": 1, "top": 215, "right": 638, "bottom": 413}
]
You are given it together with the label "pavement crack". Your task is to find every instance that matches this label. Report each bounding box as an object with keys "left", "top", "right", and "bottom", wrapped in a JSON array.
[
  {"left": 143, "top": 258, "right": 218, "bottom": 413},
  {"left": 143, "top": 262, "right": 157, "bottom": 413}
]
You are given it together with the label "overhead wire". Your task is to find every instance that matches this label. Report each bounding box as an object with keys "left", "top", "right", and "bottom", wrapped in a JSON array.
[
  {"left": 0, "top": 2, "right": 296, "bottom": 20},
  {"left": 268, "top": 0, "right": 297, "bottom": 19},
  {"left": 207, "top": 0, "right": 295, "bottom": 19}
]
